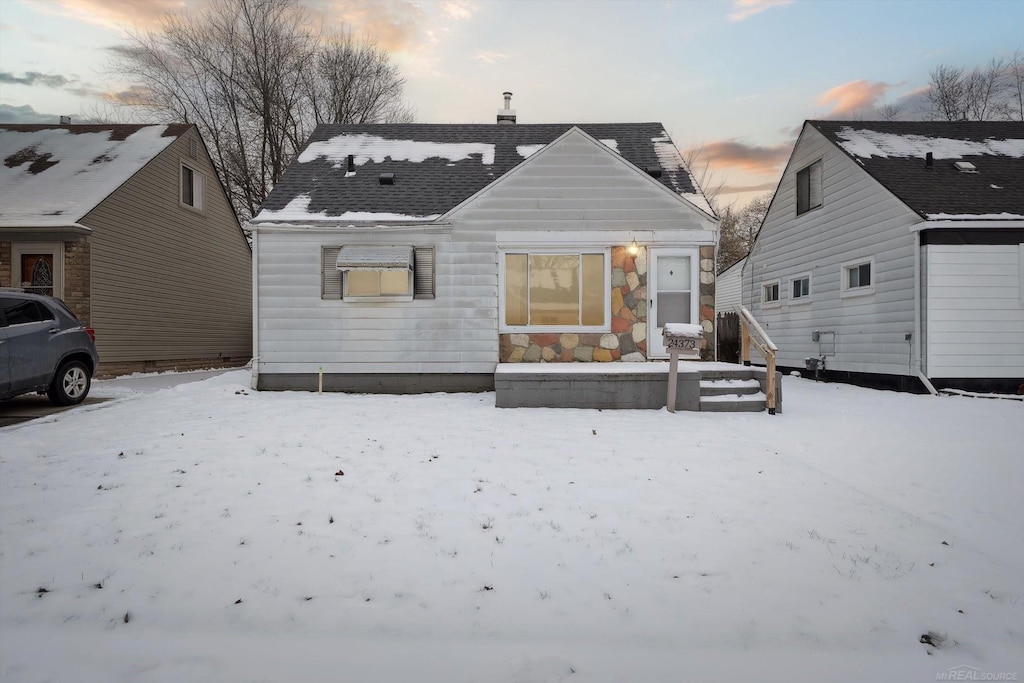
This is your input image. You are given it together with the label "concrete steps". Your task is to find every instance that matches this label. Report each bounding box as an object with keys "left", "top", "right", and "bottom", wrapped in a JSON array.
[{"left": 699, "top": 376, "right": 766, "bottom": 412}]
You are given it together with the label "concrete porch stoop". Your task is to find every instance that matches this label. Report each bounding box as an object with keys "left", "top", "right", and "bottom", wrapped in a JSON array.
[{"left": 495, "top": 362, "right": 782, "bottom": 412}]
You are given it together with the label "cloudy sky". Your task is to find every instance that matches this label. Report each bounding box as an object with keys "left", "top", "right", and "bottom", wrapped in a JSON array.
[{"left": 0, "top": 0, "right": 1022, "bottom": 207}]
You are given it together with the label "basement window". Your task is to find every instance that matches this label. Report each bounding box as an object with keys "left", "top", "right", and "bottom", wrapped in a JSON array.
[{"left": 796, "top": 160, "right": 822, "bottom": 215}]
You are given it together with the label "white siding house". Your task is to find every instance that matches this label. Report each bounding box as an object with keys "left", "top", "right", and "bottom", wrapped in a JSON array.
[
  {"left": 249, "top": 112, "right": 717, "bottom": 392},
  {"left": 715, "top": 258, "right": 745, "bottom": 314},
  {"left": 745, "top": 120, "right": 1024, "bottom": 392}
]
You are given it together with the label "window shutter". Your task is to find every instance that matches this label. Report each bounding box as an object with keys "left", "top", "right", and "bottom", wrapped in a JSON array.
[
  {"left": 322, "top": 246, "right": 342, "bottom": 299},
  {"left": 414, "top": 247, "right": 435, "bottom": 299}
]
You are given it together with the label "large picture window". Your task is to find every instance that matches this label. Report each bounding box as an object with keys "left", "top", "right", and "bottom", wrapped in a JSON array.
[{"left": 502, "top": 251, "right": 607, "bottom": 329}]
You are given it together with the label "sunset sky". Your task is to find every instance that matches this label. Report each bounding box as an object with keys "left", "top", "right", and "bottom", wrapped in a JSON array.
[{"left": 1, "top": 0, "right": 1022, "bottom": 208}]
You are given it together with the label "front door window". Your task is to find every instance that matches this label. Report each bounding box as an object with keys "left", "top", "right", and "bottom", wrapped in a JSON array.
[{"left": 21, "top": 254, "right": 54, "bottom": 296}]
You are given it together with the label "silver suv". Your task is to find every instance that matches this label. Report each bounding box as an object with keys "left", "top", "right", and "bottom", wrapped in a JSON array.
[{"left": 0, "top": 291, "right": 99, "bottom": 405}]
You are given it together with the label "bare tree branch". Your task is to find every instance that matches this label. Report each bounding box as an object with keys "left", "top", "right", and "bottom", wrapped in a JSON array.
[{"left": 108, "top": 0, "right": 413, "bottom": 220}]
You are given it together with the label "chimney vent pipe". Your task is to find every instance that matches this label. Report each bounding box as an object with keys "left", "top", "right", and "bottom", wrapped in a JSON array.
[{"left": 497, "top": 91, "right": 516, "bottom": 125}]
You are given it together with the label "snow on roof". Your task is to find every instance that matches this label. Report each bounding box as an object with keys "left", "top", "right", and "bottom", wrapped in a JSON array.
[
  {"left": 651, "top": 133, "right": 715, "bottom": 217},
  {"left": 517, "top": 138, "right": 618, "bottom": 160},
  {"left": 516, "top": 144, "right": 545, "bottom": 158},
  {"left": 300, "top": 133, "right": 496, "bottom": 167},
  {"left": 0, "top": 125, "right": 182, "bottom": 227},
  {"left": 255, "top": 193, "right": 439, "bottom": 223},
  {"left": 834, "top": 127, "right": 1024, "bottom": 159},
  {"left": 926, "top": 212, "right": 1024, "bottom": 220}
]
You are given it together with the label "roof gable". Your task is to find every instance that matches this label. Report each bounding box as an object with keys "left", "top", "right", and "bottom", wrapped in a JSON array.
[
  {"left": 443, "top": 126, "right": 716, "bottom": 221},
  {"left": 0, "top": 124, "right": 190, "bottom": 227},
  {"left": 809, "top": 120, "right": 1024, "bottom": 220},
  {"left": 252, "top": 122, "right": 712, "bottom": 223}
]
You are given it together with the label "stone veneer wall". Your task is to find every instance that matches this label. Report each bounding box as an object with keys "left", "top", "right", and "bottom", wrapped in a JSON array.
[
  {"left": 499, "top": 244, "right": 716, "bottom": 363},
  {"left": 62, "top": 240, "right": 91, "bottom": 325},
  {"left": 698, "top": 245, "right": 715, "bottom": 361},
  {"left": 0, "top": 242, "right": 10, "bottom": 291}
]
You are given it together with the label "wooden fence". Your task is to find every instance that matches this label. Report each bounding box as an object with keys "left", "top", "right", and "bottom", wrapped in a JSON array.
[{"left": 716, "top": 312, "right": 740, "bottom": 363}]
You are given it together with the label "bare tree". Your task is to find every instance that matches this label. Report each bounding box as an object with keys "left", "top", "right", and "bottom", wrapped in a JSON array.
[
  {"left": 111, "top": 0, "right": 413, "bottom": 220},
  {"left": 306, "top": 34, "right": 414, "bottom": 125},
  {"left": 1003, "top": 51, "right": 1024, "bottom": 121},
  {"left": 680, "top": 142, "right": 727, "bottom": 213},
  {"left": 875, "top": 101, "right": 903, "bottom": 121},
  {"left": 717, "top": 193, "right": 770, "bottom": 273},
  {"left": 921, "top": 55, "right": 1022, "bottom": 121}
]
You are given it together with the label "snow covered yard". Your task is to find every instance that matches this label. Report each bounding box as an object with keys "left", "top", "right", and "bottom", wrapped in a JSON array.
[{"left": 1, "top": 371, "right": 1021, "bottom": 683}]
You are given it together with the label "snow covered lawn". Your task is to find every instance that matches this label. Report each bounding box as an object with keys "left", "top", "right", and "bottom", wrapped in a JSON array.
[{"left": 1, "top": 371, "right": 1021, "bottom": 682}]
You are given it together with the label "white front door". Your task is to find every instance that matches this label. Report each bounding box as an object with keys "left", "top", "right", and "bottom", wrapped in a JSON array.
[{"left": 648, "top": 248, "right": 699, "bottom": 358}]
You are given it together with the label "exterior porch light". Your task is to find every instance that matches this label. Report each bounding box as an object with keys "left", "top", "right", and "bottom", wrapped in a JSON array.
[{"left": 628, "top": 239, "right": 639, "bottom": 256}]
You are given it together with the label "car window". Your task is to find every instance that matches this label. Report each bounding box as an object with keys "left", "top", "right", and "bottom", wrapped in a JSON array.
[{"left": 2, "top": 299, "right": 55, "bottom": 326}]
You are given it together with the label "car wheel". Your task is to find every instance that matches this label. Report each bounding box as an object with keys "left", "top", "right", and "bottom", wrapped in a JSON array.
[{"left": 47, "top": 360, "right": 91, "bottom": 406}]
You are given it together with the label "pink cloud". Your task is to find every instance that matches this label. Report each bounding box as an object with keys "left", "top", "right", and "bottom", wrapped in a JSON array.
[
  {"left": 694, "top": 139, "right": 794, "bottom": 176},
  {"left": 817, "top": 80, "right": 893, "bottom": 116}
]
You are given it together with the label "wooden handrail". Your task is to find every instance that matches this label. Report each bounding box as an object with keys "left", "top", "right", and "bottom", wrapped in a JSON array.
[{"left": 736, "top": 306, "right": 778, "bottom": 415}]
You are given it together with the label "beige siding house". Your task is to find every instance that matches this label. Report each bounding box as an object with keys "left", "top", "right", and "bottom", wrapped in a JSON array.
[{"left": 0, "top": 123, "right": 251, "bottom": 375}]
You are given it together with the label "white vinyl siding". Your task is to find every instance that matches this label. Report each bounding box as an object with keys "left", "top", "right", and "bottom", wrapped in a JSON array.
[
  {"left": 743, "top": 125, "right": 919, "bottom": 375},
  {"left": 254, "top": 129, "right": 717, "bottom": 376},
  {"left": 715, "top": 260, "right": 744, "bottom": 314},
  {"left": 925, "top": 244, "right": 1024, "bottom": 378}
]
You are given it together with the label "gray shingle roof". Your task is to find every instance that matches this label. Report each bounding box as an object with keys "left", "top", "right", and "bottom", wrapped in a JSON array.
[
  {"left": 0, "top": 124, "right": 192, "bottom": 227},
  {"left": 809, "top": 120, "right": 1024, "bottom": 219},
  {"left": 253, "top": 123, "right": 709, "bottom": 221}
]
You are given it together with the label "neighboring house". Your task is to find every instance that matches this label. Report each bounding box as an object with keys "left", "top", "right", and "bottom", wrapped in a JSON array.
[
  {"left": 0, "top": 123, "right": 252, "bottom": 375},
  {"left": 249, "top": 99, "right": 717, "bottom": 392},
  {"left": 745, "top": 120, "right": 1024, "bottom": 392},
  {"left": 715, "top": 257, "right": 745, "bottom": 314}
]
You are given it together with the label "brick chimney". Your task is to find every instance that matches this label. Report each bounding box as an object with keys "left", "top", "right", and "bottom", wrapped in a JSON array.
[{"left": 497, "top": 91, "right": 516, "bottom": 125}]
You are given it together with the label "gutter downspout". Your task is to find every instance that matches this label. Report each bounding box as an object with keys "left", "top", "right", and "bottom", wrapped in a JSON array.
[
  {"left": 913, "top": 230, "right": 938, "bottom": 395},
  {"left": 250, "top": 225, "right": 259, "bottom": 390}
]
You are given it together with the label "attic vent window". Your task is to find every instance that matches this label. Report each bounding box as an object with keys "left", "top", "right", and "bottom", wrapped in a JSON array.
[
  {"left": 378, "top": 173, "right": 395, "bottom": 185},
  {"left": 645, "top": 166, "right": 663, "bottom": 178},
  {"left": 188, "top": 138, "right": 197, "bottom": 159},
  {"left": 954, "top": 161, "right": 977, "bottom": 173}
]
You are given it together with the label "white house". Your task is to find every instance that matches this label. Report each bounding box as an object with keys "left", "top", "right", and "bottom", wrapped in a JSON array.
[
  {"left": 715, "top": 258, "right": 745, "bottom": 314},
  {"left": 744, "top": 120, "right": 1024, "bottom": 392},
  {"left": 248, "top": 99, "right": 718, "bottom": 393}
]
